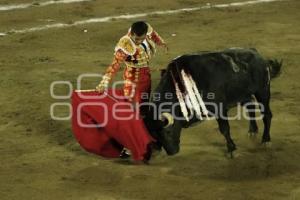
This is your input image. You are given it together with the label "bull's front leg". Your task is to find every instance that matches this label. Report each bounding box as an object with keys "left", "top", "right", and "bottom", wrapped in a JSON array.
[{"left": 217, "top": 116, "right": 236, "bottom": 158}]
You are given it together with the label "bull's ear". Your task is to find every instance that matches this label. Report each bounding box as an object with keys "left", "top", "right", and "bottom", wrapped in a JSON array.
[
  {"left": 266, "top": 59, "right": 273, "bottom": 66},
  {"left": 160, "top": 69, "right": 167, "bottom": 77}
]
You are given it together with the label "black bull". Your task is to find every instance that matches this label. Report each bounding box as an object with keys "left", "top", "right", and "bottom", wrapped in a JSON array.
[{"left": 143, "top": 48, "right": 282, "bottom": 156}]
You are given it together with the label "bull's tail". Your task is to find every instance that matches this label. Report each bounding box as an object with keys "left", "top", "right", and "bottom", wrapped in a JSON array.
[{"left": 267, "top": 59, "right": 282, "bottom": 79}]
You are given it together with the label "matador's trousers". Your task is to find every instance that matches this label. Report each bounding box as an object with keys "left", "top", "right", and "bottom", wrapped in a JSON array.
[{"left": 123, "top": 66, "right": 151, "bottom": 104}]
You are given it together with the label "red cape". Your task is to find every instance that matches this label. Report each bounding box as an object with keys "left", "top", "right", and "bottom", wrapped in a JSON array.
[{"left": 71, "top": 89, "right": 154, "bottom": 161}]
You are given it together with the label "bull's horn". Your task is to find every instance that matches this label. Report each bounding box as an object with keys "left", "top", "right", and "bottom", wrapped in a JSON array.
[{"left": 160, "top": 112, "right": 174, "bottom": 128}]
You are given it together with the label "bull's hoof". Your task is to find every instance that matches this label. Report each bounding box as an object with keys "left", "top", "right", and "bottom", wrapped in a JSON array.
[
  {"left": 226, "top": 150, "right": 239, "bottom": 159},
  {"left": 248, "top": 127, "right": 258, "bottom": 134},
  {"left": 262, "top": 142, "right": 272, "bottom": 148},
  {"left": 142, "top": 143, "right": 154, "bottom": 164},
  {"left": 248, "top": 132, "right": 257, "bottom": 139},
  {"left": 226, "top": 145, "right": 237, "bottom": 159}
]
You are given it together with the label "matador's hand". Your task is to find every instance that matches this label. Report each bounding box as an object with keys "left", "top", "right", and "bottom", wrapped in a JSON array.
[
  {"left": 95, "top": 75, "right": 110, "bottom": 93},
  {"left": 95, "top": 83, "right": 106, "bottom": 93}
]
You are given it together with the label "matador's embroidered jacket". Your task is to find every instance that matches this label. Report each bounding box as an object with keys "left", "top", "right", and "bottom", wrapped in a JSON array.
[{"left": 101, "top": 23, "right": 165, "bottom": 101}]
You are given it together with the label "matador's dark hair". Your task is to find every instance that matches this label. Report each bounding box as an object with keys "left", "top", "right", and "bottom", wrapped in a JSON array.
[{"left": 131, "top": 21, "right": 148, "bottom": 36}]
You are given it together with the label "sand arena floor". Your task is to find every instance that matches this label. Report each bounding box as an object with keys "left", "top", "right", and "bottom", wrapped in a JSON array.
[{"left": 0, "top": 0, "right": 300, "bottom": 199}]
